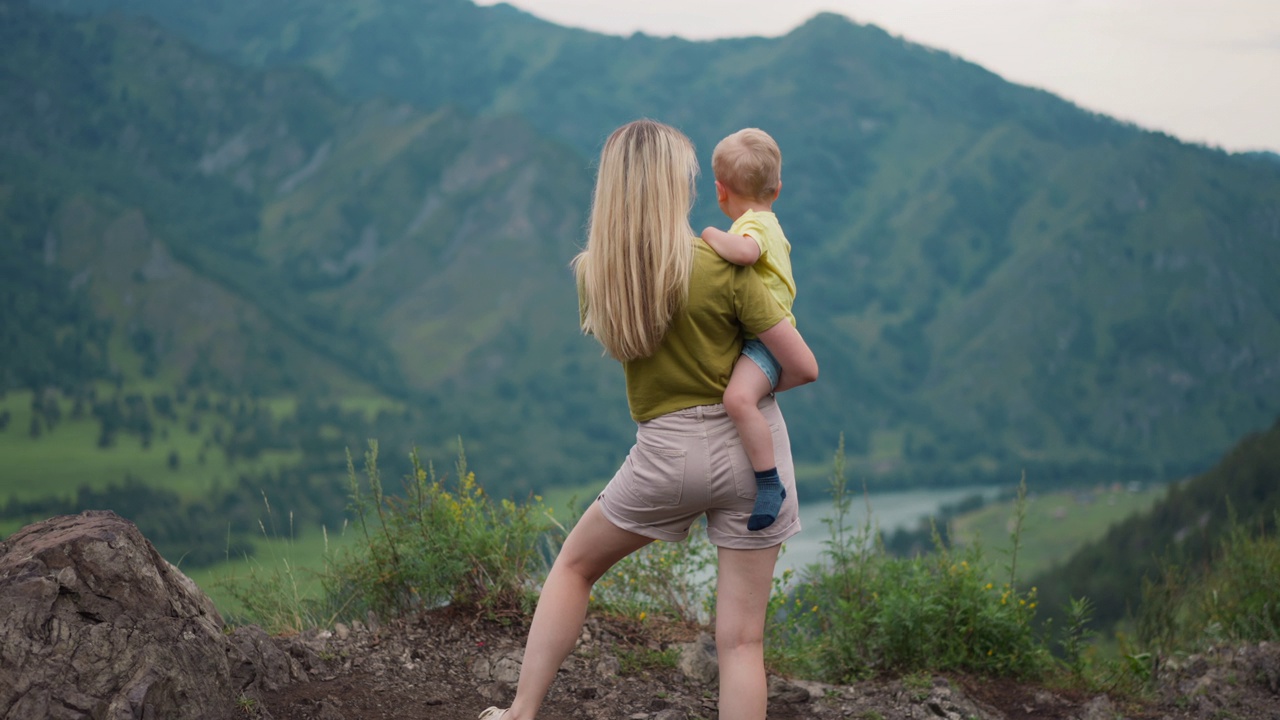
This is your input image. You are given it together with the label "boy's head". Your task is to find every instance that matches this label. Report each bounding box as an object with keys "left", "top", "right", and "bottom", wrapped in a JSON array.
[{"left": 711, "top": 128, "right": 782, "bottom": 202}]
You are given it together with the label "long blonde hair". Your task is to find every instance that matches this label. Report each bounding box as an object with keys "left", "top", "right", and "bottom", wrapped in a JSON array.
[{"left": 572, "top": 120, "right": 698, "bottom": 361}]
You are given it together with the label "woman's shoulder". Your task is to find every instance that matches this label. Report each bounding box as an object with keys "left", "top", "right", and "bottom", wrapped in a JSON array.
[{"left": 692, "top": 238, "right": 759, "bottom": 289}]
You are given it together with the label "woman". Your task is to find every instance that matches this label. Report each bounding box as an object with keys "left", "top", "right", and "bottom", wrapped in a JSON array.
[{"left": 480, "top": 119, "right": 818, "bottom": 720}]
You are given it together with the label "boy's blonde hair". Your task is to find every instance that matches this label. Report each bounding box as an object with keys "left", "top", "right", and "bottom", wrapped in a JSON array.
[
  {"left": 711, "top": 128, "right": 781, "bottom": 201},
  {"left": 572, "top": 119, "right": 698, "bottom": 362}
]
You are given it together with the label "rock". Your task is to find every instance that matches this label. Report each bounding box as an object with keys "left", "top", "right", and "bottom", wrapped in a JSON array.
[
  {"left": 229, "top": 624, "right": 306, "bottom": 692},
  {"left": 1074, "top": 694, "right": 1116, "bottom": 720},
  {"left": 1240, "top": 641, "right": 1280, "bottom": 694},
  {"left": 274, "top": 629, "right": 333, "bottom": 677},
  {"left": 652, "top": 710, "right": 687, "bottom": 720},
  {"left": 677, "top": 632, "right": 718, "bottom": 686},
  {"left": 595, "top": 655, "right": 621, "bottom": 679},
  {"left": 313, "top": 699, "right": 345, "bottom": 720},
  {"left": 477, "top": 681, "right": 512, "bottom": 704},
  {"left": 472, "top": 648, "right": 523, "bottom": 684},
  {"left": 767, "top": 675, "right": 811, "bottom": 704},
  {"left": 492, "top": 653, "right": 523, "bottom": 684},
  {"left": 0, "top": 510, "right": 244, "bottom": 719}
]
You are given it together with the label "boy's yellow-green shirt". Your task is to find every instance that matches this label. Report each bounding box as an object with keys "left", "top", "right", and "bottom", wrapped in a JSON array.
[
  {"left": 581, "top": 240, "right": 789, "bottom": 422},
  {"left": 730, "top": 209, "right": 796, "bottom": 329}
]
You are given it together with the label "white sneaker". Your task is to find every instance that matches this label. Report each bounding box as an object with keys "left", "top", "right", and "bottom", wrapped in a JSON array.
[{"left": 478, "top": 708, "right": 508, "bottom": 720}]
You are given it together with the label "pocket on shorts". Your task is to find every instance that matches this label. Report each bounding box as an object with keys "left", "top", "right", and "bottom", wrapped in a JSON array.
[
  {"left": 623, "top": 439, "right": 686, "bottom": 509},
  {"left": 725, "top": 423, "right": 781, "bottom": 500}
]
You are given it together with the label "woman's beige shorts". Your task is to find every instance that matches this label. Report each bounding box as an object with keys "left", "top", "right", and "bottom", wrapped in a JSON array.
[{"left": 597, "top": 396, "right": 801, "bottom": 550}]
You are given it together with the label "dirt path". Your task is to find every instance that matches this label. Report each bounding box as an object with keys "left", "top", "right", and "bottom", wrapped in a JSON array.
[{"left": 254, "top": 608, "right": 1279, "bottom": 720}]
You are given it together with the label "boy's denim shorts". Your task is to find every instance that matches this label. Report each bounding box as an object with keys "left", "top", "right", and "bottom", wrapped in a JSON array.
[
  {"left": 596, "top": 396, "right": 801, "bottom": 550},
  {"left": 741, "top": 338, "right": 782, "bottom": 389}
]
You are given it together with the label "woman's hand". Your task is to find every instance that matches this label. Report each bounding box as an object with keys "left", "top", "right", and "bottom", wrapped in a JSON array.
[{"left": 757, "top": 320, "right": 818, "bottom": 392}]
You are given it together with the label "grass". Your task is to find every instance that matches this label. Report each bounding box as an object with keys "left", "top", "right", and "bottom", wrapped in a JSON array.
[
  {"left": 537, "top": 479, "right": 604, "bottom": 518},
  {"left": 186, "top": 521, "right": 355, "bottom": 622},
  {"left": 0, "top": 390, "right": 301, "bottom": 505},
  {"left": 617, "top": 646, "right": 679, "bottom": 676},
  {"left": 949, "top": 483, "right": 1166, "bottom": 581}
]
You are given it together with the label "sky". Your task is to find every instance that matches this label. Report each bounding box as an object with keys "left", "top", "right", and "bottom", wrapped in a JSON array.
[{"left": 474, "top": 0, "right": 1280, "bottom": 154}]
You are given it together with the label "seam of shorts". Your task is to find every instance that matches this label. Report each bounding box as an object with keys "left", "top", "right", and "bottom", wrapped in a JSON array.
[
  {"left": 706, "top": 515, "right": 801, "bottom": 549},
  {"left": 596, "top": 494, "right": 690, "bottom": 543}
]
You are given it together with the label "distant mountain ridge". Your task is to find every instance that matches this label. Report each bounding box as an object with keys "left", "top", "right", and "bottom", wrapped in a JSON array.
[{"left": 10, "top": 0, "right": 1280, "bottom": 492}]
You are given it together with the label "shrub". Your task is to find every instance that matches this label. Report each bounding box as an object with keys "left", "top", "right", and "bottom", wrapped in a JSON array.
[
  {"left": 1138, "top": 513, "right": 1280, "bottom": 654},
  {"left": 327, "top": 439, "right": 561, "bottom": 619},
  {"left": 766, "top": 438, "right": 1050, "bottom": 681},
  {"left": 590, "top": 519, "right": 716, "bottom": 623}
]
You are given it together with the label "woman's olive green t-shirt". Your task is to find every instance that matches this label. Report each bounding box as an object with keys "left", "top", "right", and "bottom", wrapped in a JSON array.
[{"left": 582, "top": 240, "right": 789, "bottom": 422}]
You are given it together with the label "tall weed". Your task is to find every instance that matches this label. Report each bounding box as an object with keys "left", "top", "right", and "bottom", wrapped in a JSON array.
[
  {"left": 328, "top": 439, "right": 562, "bottom": 618},
  {"left": 213, "top": 498, "right": 349, "bottom": 634}
]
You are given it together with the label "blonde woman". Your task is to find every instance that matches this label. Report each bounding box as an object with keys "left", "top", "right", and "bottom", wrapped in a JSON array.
[{"left": 479, "top": 119, "right": 818, "bottom": 720}]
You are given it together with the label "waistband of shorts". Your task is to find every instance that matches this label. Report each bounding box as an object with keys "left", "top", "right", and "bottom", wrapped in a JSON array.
[{"left": 665, "top": 403, "right": 726, "bottom": 419}]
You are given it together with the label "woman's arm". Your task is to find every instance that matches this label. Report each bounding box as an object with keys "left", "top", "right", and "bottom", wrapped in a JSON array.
[{"left": 756, "top": 320, "right": 818, "bottom": 392}]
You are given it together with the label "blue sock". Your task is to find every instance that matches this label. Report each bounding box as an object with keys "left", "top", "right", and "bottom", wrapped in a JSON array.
[{"left": 748, "top": 468, "right": 785, "bottom": 531}]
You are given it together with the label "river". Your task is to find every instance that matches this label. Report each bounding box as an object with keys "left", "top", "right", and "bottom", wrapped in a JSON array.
[{"left": 775, "top": 485, "right": 1002, "bottom": 576}]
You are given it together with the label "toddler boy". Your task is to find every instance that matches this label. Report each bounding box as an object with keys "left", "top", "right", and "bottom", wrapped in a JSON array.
[{"left": 700, "top": 128, "right": 796, "bottom": 531}]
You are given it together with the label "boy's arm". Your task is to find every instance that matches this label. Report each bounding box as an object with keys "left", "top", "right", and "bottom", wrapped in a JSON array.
[{"left": 701, "top": 226, "right": 762, "bottom": 266}]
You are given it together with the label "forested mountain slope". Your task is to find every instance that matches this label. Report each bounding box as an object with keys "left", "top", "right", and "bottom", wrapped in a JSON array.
[
  {"left": 2, "top": 0, "right": 623, "bottom": 491},
  {"left": 13, "top": 0, "right": 1280, "bottom": 491},
  {"left": 1031, "top": 418, "right": 1280, "bottom": 630}
]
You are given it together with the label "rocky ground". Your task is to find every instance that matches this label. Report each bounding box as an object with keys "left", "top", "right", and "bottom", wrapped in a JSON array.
[{"left": 251, "top": 608, "right": 1280, "bottom": 720}]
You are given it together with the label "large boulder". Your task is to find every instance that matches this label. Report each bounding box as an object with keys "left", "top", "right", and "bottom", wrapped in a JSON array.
[{"left": 0, "top": 510, "right": 245, "bottom": 719}]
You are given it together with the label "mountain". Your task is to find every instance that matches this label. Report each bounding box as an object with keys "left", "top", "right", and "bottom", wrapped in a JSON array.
[
  {"left": 1, "top": 0, "right": 626, "bottom": 494},
  {"left": 10, "top": 0, "right": 1280, "bottom": 496}
]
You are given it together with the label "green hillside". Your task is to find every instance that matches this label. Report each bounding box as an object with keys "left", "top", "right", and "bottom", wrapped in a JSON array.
[
  {"left": 29, "top": 0, "right": 1280, "bottom": 489},
  {"left": 1030, "top": 417, "right": 1280, "bottom": 631},
  {"left": 2, "top": 0, "right": 1277, "bottom": 580},
  {"left": 2, "top": 0, "right": 635, "bottom": 485}
]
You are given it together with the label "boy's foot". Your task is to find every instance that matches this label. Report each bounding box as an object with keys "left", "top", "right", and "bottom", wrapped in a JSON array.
[
  {"left": 478, "top": 708, "right": 508, "bottom": 720},
  {"left": 748, "top": 469, "right": 785, "bottom": 531}
]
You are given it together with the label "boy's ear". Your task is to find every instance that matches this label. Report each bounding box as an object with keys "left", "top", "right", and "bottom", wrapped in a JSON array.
[
  {"left": 714, "top": 180, "right": 729, "bottom": 203},
  {"left": 773, "top": 179, "right": 782, "bottom": 199}
]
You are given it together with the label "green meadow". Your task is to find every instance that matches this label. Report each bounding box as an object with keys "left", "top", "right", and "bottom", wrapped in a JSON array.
[
  {"left": 949, "top": 483, "right": 1167, "bottom": 581},
  {"left": 0, "top": 389, "right": 301, "bottom": 503},
  {"left": 185, "top": 521, "right": 356, "bottom": 622}
]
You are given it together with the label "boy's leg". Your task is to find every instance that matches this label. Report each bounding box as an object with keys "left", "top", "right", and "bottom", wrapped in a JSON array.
[
  {"left": 722, "top": 355, "right": 784, "bottom": 531},
  {"left": 723, "top": 356, "right": 777, "bottom": 470}
]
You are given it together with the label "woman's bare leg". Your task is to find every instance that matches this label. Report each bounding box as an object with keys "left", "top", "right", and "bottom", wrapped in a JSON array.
[
  {"left": 714, "top": 544, "right": 780, "bottom": 720},
  {"left": 503, "top": 502, "right": 652, "bottom": 720}
]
